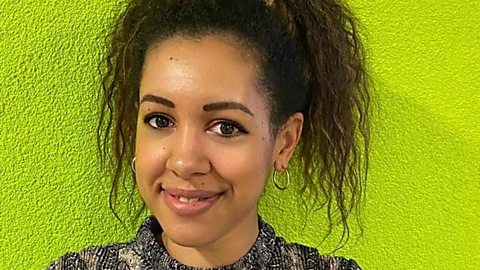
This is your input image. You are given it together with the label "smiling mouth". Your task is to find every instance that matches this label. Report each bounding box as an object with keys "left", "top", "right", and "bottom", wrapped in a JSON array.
[
  {"left": 161, "top": 187, "right": 224, "bottom": 199},
  {"left": 165, "top": 191, "right": 224, "bottom": 203},
  {"left": 161, "top": 187, "right": 224, "bottom": 216},
  {"left": 176, "top": 196, "right": 211, "bottom": 203}
]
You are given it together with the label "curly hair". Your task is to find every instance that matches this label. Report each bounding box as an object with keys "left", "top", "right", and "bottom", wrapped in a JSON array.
[{"left": 98, "top": 0, "right": 370, "bottom": 250}]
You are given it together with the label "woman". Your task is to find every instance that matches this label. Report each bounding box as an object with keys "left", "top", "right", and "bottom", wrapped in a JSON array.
[{"left": 48, "top": 0, "right": 370, "bottom": 269}]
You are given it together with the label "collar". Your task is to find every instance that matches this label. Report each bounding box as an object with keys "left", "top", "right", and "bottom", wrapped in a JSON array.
[{"left": 130, "top": 215, "right": 277, "bottom": 269}]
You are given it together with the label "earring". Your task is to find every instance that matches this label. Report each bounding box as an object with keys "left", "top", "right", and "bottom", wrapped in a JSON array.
[
  {"left": 273, "top": 169, "right": 290, "bottom": 190},
  {"left": 131, "top": 157, "right": 136, "bottom": 173}
]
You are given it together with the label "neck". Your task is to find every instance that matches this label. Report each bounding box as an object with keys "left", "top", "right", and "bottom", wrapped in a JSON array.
[{"left": 159, "top": 213, "right": 259, "bottom": 268}]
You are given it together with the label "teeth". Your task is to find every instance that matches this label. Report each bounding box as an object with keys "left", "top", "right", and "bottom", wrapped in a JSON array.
[{"left": 178, "top": 196, "right": 200, "bottom": 203}]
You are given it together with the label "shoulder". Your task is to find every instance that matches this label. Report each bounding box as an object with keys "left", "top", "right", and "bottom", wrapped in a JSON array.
[
  {"left": 46, "top": 242, "right": 137, "bottom": 270},
  {"left": 273, "top": 238, "right": 362, "bottom": 270},
  {"left": 317, "top": 253, "right": 362, "bottom": 270},
  {"left": 46, "top": 216, "right": 161, "bottom": 270}
]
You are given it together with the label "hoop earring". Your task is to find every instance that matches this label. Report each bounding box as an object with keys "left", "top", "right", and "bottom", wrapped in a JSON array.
[
  {"left": 131, "top": 157, "right": 136, "bottom": 173},
  {"left": 273, "top": 169, "right": 290, "bottom": 190}
]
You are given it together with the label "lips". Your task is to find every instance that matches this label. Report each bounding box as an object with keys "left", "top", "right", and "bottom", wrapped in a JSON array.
[
  {"left": 164, "top": 188, "right": 222, "bottom": 199},
  {"left": 162, "top": 187, "right": 223, "bottom": 216}
]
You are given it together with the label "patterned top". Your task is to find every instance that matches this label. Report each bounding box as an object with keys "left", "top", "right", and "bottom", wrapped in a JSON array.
[{"left": 47, "top": 216, "right": 361, "bottom": 270}]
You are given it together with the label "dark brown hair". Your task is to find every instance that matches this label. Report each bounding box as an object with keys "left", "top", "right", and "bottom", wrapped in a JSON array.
[{"left": 98, "top": 0, "right": 370, "bottom": 250}]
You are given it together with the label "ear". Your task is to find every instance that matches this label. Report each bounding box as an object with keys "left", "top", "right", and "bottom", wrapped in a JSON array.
[{"left": 272, "top": 112, "right": 304, "bottom": 170}]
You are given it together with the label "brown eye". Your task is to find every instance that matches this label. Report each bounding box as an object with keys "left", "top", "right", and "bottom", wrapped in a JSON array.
[
  {"left": 209, "top": 120, "right": 248, "bottom": 137},
  {"left": 220, "top": 123, "right": 236, "bottom": 135},
  {"left": 144, "top": 114, "right": 174, "bottom": 129}
]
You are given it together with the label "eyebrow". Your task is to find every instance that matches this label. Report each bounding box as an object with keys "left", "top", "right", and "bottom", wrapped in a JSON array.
[
  {"left": 203, "top": 102, "right": 254, "bottom": 117},
  {"left": 140, "top": 94, "right": 253, "bottom": 117},
  {"left": 140, "top": 94, "right": 175, "bottom": 108}
]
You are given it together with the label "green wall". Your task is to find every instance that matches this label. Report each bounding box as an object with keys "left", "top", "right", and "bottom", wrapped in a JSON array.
[{"left": 1, "top": 0, "right": 479, "bottom": 269}]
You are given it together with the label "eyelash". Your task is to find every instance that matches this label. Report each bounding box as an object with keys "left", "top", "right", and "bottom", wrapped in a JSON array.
[
  {"left": 209, "top": 119, "right": 248, "bottom": 137},
  {"left": 143, "top": 113, "right": 175, "bottom": 129},
  {"left": 142, "top": 113, "right": 248, "bottom": 137}
]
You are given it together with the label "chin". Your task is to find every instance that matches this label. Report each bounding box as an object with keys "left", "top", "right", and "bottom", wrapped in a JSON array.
[{"left": 164, "top": 222, "right": 221, "bottom": 248}]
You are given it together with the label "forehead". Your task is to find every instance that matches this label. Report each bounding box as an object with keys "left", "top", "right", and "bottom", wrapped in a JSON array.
[{"left": 140, "top": 34, "right": 267, "bottom": 110}]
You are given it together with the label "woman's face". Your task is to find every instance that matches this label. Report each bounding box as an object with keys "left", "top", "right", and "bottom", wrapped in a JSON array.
[{"left": 135, "top": 34, "right": 300, "bottom": 250}]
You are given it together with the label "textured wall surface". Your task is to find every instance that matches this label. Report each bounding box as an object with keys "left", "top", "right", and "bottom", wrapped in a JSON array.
[{"left": 1, "top": 0, "right": 479, "bottom": 269}]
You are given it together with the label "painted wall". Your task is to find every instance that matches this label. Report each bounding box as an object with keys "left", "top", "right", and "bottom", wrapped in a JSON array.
[{"left": 1, "top": 0, "right": 479, "bottom": 269}]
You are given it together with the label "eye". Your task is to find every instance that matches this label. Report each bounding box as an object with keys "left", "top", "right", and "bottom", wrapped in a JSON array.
[
  {"left": 209, "top": 120, "right": 248, "bottom": 137},
  {"left": 144, "top": 114, "right": 174, "bottom": 129}
]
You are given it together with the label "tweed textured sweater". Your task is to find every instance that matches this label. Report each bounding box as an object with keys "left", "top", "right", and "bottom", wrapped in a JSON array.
[{"left": 47, "top": 216, "right": 361, "bottom": 270}]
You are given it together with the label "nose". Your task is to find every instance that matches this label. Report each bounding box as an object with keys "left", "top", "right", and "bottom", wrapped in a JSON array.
[{"left": 165, "top": 126, "right": 211, "bottom": 179}]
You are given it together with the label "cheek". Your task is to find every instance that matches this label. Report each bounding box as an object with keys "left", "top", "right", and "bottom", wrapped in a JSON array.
[
  {"left": 210, "top": 139, "right": 273, "bottom": 194},
  {"left": 135, "top": 131, "right": 169, "bottom": 186}
]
